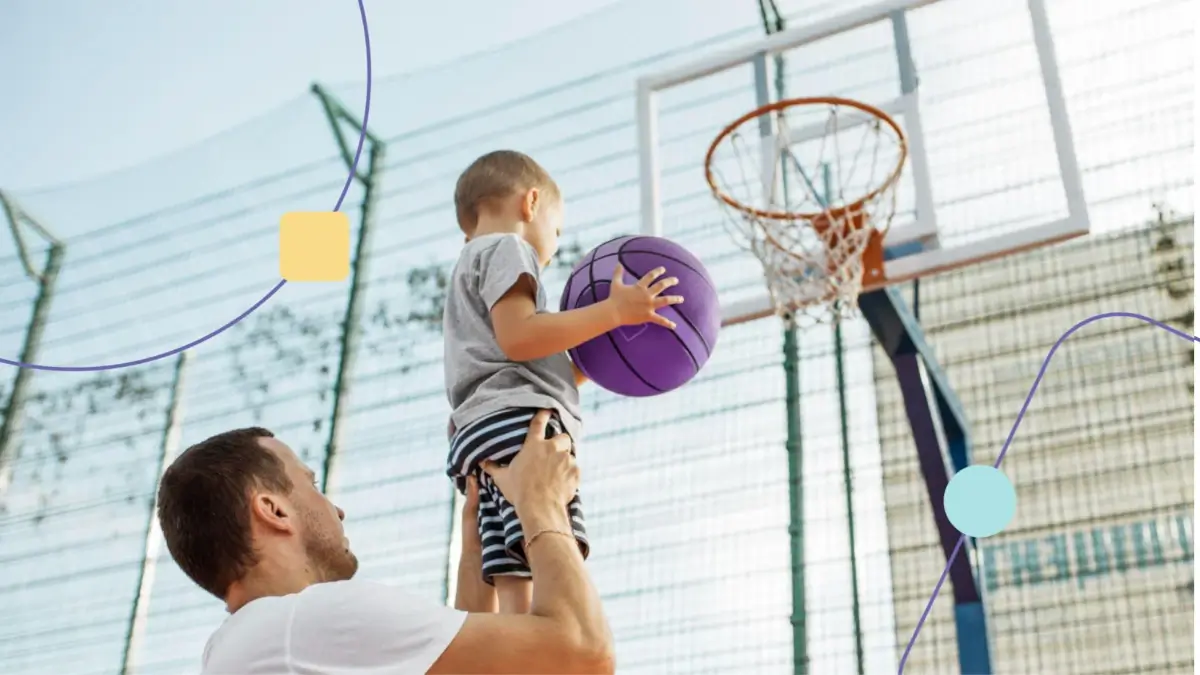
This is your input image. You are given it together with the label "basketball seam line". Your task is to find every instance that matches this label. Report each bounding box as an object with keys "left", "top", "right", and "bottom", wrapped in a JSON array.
[
  {"left": 579, "top": 244, "right": 664, "bottom": 394},
  {"left": 561, "top": 235, "right": 720, "bottom": 299},
  {"left": 563, "top": 236, "right": 715, "bottom": 360},
  {"left": 615, "top": 238, "right": 706, "bottom": 370}
]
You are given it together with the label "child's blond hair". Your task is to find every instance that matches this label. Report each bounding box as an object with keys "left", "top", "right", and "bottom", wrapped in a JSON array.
[{"left": 454, "top": 150, "right": 560, "bottom": 235}]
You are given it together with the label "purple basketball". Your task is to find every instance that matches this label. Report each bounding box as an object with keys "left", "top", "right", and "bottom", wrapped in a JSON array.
[{"left": 560, "top": 235, "right": 721, "bottom": 397}]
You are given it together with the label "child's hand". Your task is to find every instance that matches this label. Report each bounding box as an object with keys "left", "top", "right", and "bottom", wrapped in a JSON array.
[{"left": 605, "top": 264, "right": 684, "bottom": 329}]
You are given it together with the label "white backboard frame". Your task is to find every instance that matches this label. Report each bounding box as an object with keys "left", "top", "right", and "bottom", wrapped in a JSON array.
[{"left": 636, "top": 0, "right": 1091, "bottom": 325}]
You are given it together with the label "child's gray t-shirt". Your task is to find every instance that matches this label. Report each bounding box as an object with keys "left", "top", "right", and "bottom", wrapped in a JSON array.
[{"left": 443, "top": 233, "right": 582, "bottom": 442}]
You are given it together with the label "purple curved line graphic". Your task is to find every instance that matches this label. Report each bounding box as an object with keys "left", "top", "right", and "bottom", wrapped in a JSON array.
[
  {"left": 332, "top": 0, "right": 373, "bottom": 213},
  {"left": 1, "top": 280, "right": 287, "bottom": 372},
  {"left": 898, "top": 311, "right": 1198, "bottom": 674},
  {"left": 2, "top": 0, "right": 373, "bottom": 372}
]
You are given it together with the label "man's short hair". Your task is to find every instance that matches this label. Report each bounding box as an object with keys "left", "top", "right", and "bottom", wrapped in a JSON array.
[
  {"left": 156, "top": 427, "right": 292, "bottom": 599},
  {"left": 454, "top": 150, "right": 560, "bottom": 234}
]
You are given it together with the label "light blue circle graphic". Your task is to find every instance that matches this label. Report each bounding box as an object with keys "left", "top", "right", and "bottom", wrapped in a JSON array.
[{"left": 943, "top": 465, "right": 1016, "bottom": 538}]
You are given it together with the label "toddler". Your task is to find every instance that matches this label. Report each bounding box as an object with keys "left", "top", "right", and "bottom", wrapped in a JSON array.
[{"left": 443, "top": 150, "right": 683, "bottom": 613}]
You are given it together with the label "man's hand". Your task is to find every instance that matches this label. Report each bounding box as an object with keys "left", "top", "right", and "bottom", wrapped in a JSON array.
[
  {"left": 480, "top": 410, "right": 578, "bottom": 517},
  {"left": 462, "top": 475, "right": 481, "bottom": 529},
  {"left": 604, "top": 264, "right": 684, "bottom": 330},
  {"left": 431, "top": 410, "right": 614, "bottom": 674}
]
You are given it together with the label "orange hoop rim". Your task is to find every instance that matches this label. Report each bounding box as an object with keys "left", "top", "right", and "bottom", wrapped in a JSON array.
[{"left": 703, "top": 95, "right": 909, "bottom": 222}]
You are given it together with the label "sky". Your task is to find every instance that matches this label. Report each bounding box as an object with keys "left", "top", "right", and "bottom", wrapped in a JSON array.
[{"left": 0, "top": 0, "right": 624, "bottom": 191}]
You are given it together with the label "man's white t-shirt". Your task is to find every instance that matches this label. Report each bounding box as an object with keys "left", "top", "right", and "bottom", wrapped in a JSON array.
[{"left": 201, "top": 579, "right": 467, "bottom": 674}]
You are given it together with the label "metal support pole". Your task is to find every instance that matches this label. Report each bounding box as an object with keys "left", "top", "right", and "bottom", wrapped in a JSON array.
[
  {"left": 826, "top": 164, "right": 866, "bottom": 675},
  {"left": 311, "top": 83, "right": 385, "bottom": 494},
  {"left": 120, "top": 351, "right": 191, "bottom": 675},
  {"left": 858, "top": 288, "right": 993, "bottom": 674},
  {"left": 782, "top": 320, "right": 807, "bottom": 675},
  {"left": 0, "top": 191, "right": 64, "bottom": 500},
  {"left": 833, "top": 326, "right": 866, "bottom": 675},
  {"left": 754, "top": 3, "right": 808, "bottom": 670},
  {"left": 880, "top": 14, "right": 992, "bottom": 670}
]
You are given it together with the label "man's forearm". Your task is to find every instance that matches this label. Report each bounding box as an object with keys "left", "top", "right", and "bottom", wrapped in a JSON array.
[
  {"left": 454, "top": 540, "right": 497, "bottom": 613},
  {"left": 520, "top": 506, "right": 612, "bottom": 662}
]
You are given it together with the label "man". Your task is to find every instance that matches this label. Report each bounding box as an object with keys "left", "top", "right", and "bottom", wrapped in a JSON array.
[{"left": 156, "top": 410, "right": 614, "bottom": 674}]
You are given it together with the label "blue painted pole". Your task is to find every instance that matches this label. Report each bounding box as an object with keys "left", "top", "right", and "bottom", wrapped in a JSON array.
[{"left": 859, "top": 286, "right": 994, "bottom": 674}]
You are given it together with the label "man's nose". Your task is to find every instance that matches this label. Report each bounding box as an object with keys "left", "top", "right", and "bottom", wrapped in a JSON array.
[{"left": 336, "top": 506, "right": 346, "bottom": 521}]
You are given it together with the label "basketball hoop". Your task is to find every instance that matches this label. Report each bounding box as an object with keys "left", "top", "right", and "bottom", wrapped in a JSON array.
[{"left": 704, "top": 96, "right": 907, "bottom": 325}]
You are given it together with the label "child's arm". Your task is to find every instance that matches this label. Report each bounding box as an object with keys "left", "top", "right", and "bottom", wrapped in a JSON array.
[
  {"left": 478, "top": 234, "right": 683, "bottom": 363},
  {"left": 492, "top": 279, "right": 616, "bottom": 362},
  {"left": 491, "top": 264, "right": 682, "bottom": 363}
]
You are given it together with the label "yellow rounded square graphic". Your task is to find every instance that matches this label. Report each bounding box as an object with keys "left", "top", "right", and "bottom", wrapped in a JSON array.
[{"left": 279, "top": 212, "right": 351, "bottom": 282}]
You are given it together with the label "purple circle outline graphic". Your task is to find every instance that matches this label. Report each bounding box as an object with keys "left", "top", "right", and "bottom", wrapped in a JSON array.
[
  {"left": 898, "top": 311, "right": 1198, "bottom": 674},
  {"left": 1, "top": 0, "right": 374, "bottom": 373}
]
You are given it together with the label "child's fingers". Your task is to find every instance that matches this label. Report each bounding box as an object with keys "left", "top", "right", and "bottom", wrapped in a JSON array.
[
  {"left": 611, "top": 263, "right": 626, "bottom": 285},
  {"left": 649, "top": 313, "right": 678, "bottom": 330},
  {"left": 648, "top": 277, "right": 679, "bottom": 296},
  {"left": 637, "top": 267, "right": 667, "bottom": 289},
  {"left": 653, "top": 295, "right": 685, "bottom": 309}
]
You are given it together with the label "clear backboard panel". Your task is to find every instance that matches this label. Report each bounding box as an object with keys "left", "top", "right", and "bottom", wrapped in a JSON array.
[{"left": 637, "top": 0, "right": 1091, "bottom": 324}]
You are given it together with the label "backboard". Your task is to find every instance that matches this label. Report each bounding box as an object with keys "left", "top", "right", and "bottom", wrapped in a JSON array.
[{"left": 636, "top": 0, "right": 1091, "bottom": 325}]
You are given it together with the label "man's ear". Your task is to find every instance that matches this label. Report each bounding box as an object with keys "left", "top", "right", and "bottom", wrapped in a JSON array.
[{"left": 250, "top": 491, "right": 295, "bottom": 535}]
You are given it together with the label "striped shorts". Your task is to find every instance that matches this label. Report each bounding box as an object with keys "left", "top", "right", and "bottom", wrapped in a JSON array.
[{"left": 447, "top": 408, "right": 589, "bottom": 584}]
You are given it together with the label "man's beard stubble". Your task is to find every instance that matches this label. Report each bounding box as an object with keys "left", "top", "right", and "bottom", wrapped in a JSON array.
[{"left": 301, "top": 507, "right": 359, "bottom": 582}]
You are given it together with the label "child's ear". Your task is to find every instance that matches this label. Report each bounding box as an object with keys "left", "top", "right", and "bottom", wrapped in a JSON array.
[{"left": 520, "top": 187, "right": 540, "bottom": 223}]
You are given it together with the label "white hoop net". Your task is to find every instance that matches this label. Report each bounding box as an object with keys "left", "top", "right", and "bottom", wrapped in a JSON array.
[{"left": 706, "top": 98, "right": 907, "bottom": 325}]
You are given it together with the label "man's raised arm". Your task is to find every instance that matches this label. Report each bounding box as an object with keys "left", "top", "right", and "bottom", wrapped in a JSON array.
[{"left": 428, "top": 410, "right": 614, "bottom": 674}]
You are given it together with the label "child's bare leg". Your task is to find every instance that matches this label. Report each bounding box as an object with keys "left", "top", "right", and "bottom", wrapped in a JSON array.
[{"left": 493, "top": 575, "right": 533, "bottom": 614}]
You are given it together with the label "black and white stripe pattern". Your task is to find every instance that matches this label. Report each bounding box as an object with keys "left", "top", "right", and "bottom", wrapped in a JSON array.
[{"left": 447, "top": 408, "right": 588, "bottom": 583}]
